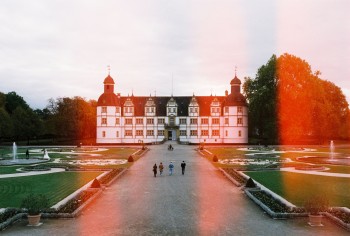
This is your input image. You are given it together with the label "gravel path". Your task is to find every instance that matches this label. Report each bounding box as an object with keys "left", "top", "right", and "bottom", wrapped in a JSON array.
[{"left": 3, "top": 142, "right": 349, "bottom": 235}]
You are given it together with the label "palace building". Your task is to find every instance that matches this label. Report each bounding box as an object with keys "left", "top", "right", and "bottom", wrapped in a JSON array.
[{"left": 96, "top": 73, "right": 248, "bottom": 144}]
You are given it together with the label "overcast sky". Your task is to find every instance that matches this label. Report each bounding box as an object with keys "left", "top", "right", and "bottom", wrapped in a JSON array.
[{"left": 0, "top": 0, "right": 349, "bottom": 109}]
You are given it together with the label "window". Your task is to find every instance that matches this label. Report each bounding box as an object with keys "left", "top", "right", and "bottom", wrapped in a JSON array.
[
  {"left": 102, "top": 107, "right": 107, "bottom": 113},
  {"left": 168, "top": 108, "right": 171, "bottom": 113},
  {"left": 225, "top": 118, "right": 229, "bottom": 125},
  {"left": 151, "top": 107, "right": 155, "bottom": 113},
  {"left": 169, "top": 117, "right": 175, "bottom": 125},
  {"left": 125, "top": 118, "right": 132, "bottom": 125},
  {"left": 190, "top": 130, "right": 198, "bottom": 136},
  {"left": 201, "top": 118, "right": 208, "bottom": 124},
  {"left": 212, "top": 118, "right": 220, "bottom": 124},
  {"left": 212, "top": 130, "right": 219, "bottom": 136},
  {"left": 147, "top": 130, "right": 154, "bottom": 136},
  {"left": 225, "top": 130, "right": 228, "bottom": 136},
  {"left": 125, "top": 130, "right": 132, "bottom": 136},
  {"left": 180, "top": 130, "right": 187, "bottom": 136},
  {"left": 115, "top": 107, "right": 120, "bottom": 113},
  {"left": 116, "top": 131, "right": 119, "bottom": 137},
  {"left": 238, "top": 106, "right": 243, "bottom": 113},
  {"left": 194, "top": 108, "right": 198, "bottom": 113},
  {"left": 238, "top": 130, "right": 242, "bottom": 137},
  {"left": 102, "top": 131, "right": 106, "bottom": 137},
  {"left": 147, "top": 118, "right": 154, "bottom": 124},
  {"left": 180, "top": 118, "right": 187, "bottom": 124},
  {"left": 224, "top": 107, "right": 229, "bottom": 113},
  {"left": 190, "top": 108, "right": 193, "bottom": 113},
  {"left": 124, "top": 107, "right": 133, "bottom": 113},
  {"left": 146, "top": 107, "right": 150, "bottom": 113},
  {"left": 237, "top": 118, "right": 243, "bottom": 125},
  {"left": 136, "top": 118, "right": 143, "bottom": 125},
  {"left": 190, "top": 118, "right": 197, "bottom": 124},
  {"left": 158, "top": 130, "right": 164, "bottom": 136},
  {"left": 101, "top": 118, "right": 107, "bottom": 125},
  {"left": 158, "top": 118, "right": 165, "bottom": 124},
  {"left": 115, "top": 118, "right": 120, "bottom": 125},
  {"left": 136, "top": 130, "right": 143, "bottom": 136},
  {"left": 172, "top": 108, "right": 176, "bottom": 113},
  {"left": 201, "top": 130, "right": 208, "bottom": 136},
  {"left": 211, "top": 107, "right": 220, "bottom": 113}
]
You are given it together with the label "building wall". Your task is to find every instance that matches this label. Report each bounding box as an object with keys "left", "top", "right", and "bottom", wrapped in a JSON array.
[{"left": 96, "top": 104, "right": 248, "bottom": 144}]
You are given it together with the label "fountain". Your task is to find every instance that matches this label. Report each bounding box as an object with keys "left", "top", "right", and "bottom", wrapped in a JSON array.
[
  {"left": 11, "top": 142, "right": 18, "bottom": 162},
  {"left": 330, "top": 140, "right": 335, "bottom": 159},
  {"left": 43, "top": 149, "right": 50, "bottom": 160}
]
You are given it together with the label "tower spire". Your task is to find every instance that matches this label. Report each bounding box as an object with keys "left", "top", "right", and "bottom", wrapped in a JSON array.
[
  {"left": 107, "top": 65, "right": 111, "bottom": 75},
  {"left": 235, "top": 66, "right": 237, "bottom": 77}
]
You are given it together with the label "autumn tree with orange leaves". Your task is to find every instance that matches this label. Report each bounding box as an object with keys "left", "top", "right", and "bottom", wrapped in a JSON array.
[{"left": 244, "top": 53, "right": 349, "bottom": 144}]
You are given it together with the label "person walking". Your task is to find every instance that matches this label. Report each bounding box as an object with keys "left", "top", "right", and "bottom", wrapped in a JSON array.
[
  {"left": 159, "top": 162, "right": 164, "bottom": 176},
  {"left": 25, "top": 149, "right": 29, "bottom": 159},
  {"left": 181, "top": 161, "right": 186, "bottom": 175},
  {"left": 169, "top": 161, "right": 174, "bottom": 175},
  {"left": 153, "top": 163, "right": 158, "bottom": 177}
]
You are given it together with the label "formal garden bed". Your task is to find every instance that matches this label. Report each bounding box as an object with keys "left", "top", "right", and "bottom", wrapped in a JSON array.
[
  {"left": 0, "top": 168, "right": 126, "bottom": 231},
  {"left": 220, "top": 167, "right": 350, "bottom": 230}
]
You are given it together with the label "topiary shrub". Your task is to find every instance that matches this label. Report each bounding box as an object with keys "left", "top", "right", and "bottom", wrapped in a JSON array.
[
  {"left": 21, "top": 194, "right": 49, "bottom": 215},
  {"left": 90, "top": 178, "right": 101, "bottom": 188},
  {"left": 245, "top": 177, "right": 257, "bottom": 188},
  {"left": 128, "top": 155, "right": 134, "bottom": 162},
  {"left": 212, "top": 155, "right": 218, "bottom": 162}
]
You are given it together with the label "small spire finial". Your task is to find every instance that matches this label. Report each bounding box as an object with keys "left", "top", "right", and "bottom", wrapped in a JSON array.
[
  {"left": 107, "top": 65, "right": 111, "bottom": 75},
  {"left": 235, "top": 66, "right": 237, "bottom": 76}
]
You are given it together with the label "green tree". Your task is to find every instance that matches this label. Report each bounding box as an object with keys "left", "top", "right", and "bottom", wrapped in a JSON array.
[
  {"left": 5, "top": 92, "right": 30, "bottom": 114},
  {"left": 0, "top": 107, "right": 13, "bottom": 140},
  {"left": 243, "top": 55, "right": 278, "bottom": 143},
  {"left": 12, "top": 107, "right": 42, "bottom": 144}
]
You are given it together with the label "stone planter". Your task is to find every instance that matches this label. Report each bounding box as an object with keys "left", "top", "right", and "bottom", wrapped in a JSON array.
[
  {"left": 27, "top": 214, "right": 42, "bottom": 226},
  {"left": 308, "top": 214, "right": 323, "bottom": 226}
]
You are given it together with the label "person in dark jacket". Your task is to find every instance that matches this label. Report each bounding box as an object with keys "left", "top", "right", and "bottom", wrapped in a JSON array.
[
  {"left": 153, "top": 163, "right": 158, "bottom": 177},
  {"left": 181, "top": 161, "right": 186, "bottom": 175},
  {"left": 159, "top": 162, "right": 164, "bottom": 176}
]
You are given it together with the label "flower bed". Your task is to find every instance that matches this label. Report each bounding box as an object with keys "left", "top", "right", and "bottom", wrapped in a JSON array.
[
  {"left": 57, "top": 189, "right": 97, "bottom": 213},
  {"left": 248, "top": 190, "right": 304, "bottom": 214},
  {"left": 0, "top": 168, "right": 127, "bottom": 230},
  {"left": 99, "top": 168, "right": 124, "bottom": 185},
  {"left": 221, "top": 168, "right": 247, "bottom": 185},
  {"left": 327, "top": 208, "right": 350, "bottom": 224}
]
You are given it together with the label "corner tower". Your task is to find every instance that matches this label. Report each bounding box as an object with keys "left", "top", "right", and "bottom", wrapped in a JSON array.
[{"left": 96, "top": 72, "right": 121, "bottom": 144}]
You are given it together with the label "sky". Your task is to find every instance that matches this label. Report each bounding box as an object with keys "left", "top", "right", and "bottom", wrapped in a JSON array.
[{"left": 0, "top": 0, "right": 349, "bottom": 109}]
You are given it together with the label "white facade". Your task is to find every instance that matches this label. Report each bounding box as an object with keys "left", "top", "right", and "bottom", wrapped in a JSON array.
[{"left": 96, "top": 74, "right": 248, "bottom": 144}]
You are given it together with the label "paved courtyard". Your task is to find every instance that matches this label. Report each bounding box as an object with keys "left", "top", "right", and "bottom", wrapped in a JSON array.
[{"left": 3, "top": 142, "right": 349, "bottom": 235}]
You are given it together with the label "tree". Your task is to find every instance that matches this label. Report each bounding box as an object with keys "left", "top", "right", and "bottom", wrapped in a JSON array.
[
  {"left": 11, "top": 107, "right": 42, "bottom": 144},
  {"left": 5, "top": 92, "right": 30, "bottom": 114},
  {"left": 277, "top": 53, "right": 349, "bottom": 143},
  {"left": 244, "top": 53, "right": 350, "bottom": 144},
  {"left": 47, "top": 97, "right": 96, "bottom": 142},
  {"left": 243, "top": 55, "right": 278, "bottom": 143},
  {"left": 0, "top": 107, "right": 13, "bottom": 140}
]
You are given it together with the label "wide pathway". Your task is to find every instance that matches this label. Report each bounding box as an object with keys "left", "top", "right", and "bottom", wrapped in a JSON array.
[{"left": 3, "top": 142, "right": 349, "bottom": 235}]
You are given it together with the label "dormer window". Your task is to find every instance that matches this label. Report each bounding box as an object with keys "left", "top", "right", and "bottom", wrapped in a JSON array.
[
  {"left": 210, "top": 98, "right": 221, "bottom": 116},
  {"left": 188, "top": 95, "right": 199, "bottom": 117},
  {"left": 166, "top": 97, "right": 178, "bottom": 116},
  {"left": 123, "top": 98, "right": 134, "bottom": 116},
  {"left": 145, "top": 97, "right": 156, "bottom": 116}
]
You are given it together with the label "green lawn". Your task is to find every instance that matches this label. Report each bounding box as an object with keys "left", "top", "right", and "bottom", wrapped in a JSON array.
[
  {"left": 245, "top": 171, "right": 350, "bottom": 207},
  {"left": 0, "top": 166, "right": 25, "bottom": 174},
  {"left": 0, "top": 171, "right": 103, "bottom": 208}
]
